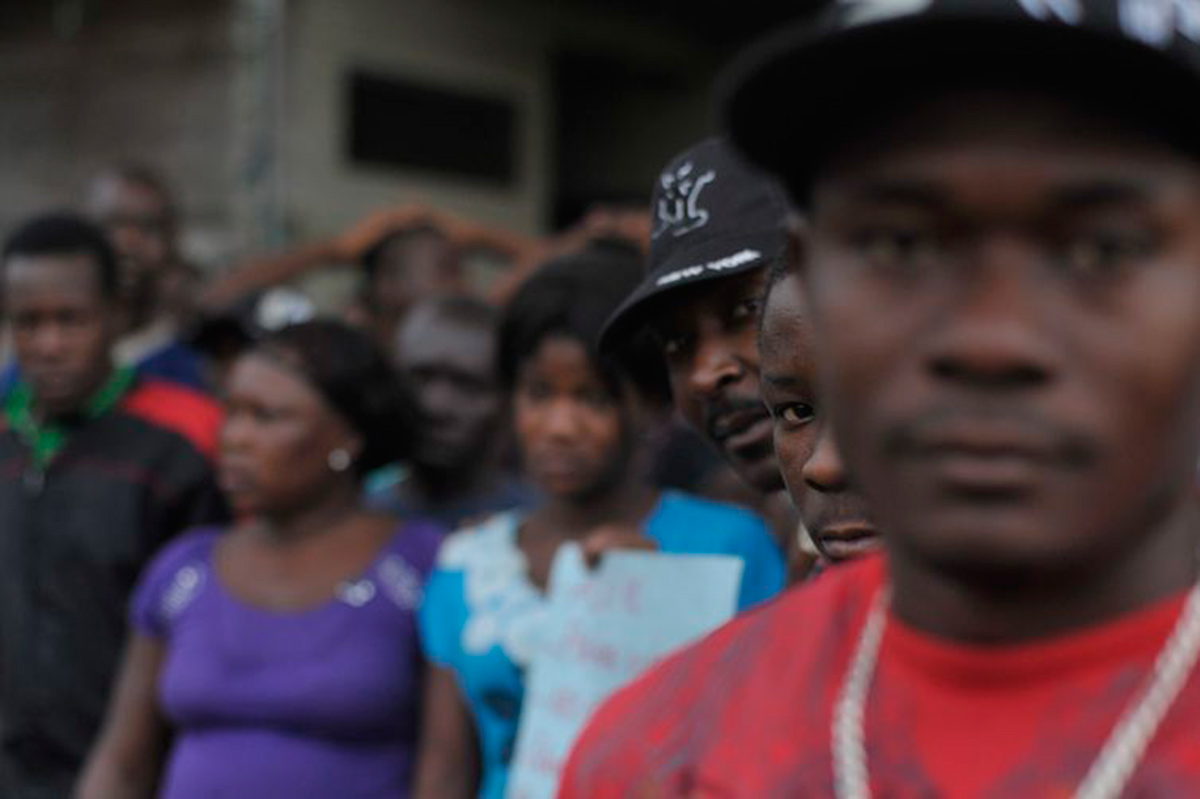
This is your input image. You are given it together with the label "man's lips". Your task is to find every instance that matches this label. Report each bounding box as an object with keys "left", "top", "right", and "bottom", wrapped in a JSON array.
[
  {"left": 910, "top": 427, "right": 1061, "bottom": 462},
  {"left": 710, "top": 406, "right": 772, "bottom": 445},
  {"left": 725, "top": 414, "right": 775, "bottom": 456},
  {"left": 26, "top": 371, "right": 75, "bottom": 391},
  {"left": 813, "top": 522, "right": 881, "bottom": 561},
  {"left": 886, "top": 410, "right": 1095, "bottom": 492},
  {"left": 910, "top": 435, "right": 1064, "bottom": 492},
  {"left": 529, "top": 449, "right": 589, "bottom": 480}
]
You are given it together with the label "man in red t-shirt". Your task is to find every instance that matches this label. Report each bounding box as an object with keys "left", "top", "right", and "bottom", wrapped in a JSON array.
[{"left": 560, "top": 1, "right": 1200, "bottom": 796}]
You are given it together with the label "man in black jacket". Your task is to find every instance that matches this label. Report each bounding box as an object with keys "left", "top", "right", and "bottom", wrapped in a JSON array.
[{"left": 0, "top": 213, "right": 227, "bottom": 798}]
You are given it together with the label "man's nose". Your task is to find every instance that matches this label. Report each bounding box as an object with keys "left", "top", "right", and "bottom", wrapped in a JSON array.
[
  {"left": 30, "top": 323, "right": 69, "bottom": 358},
  {"left": 687, "top": 331, "right": 745, "bottom": 399},
  {"left": 542, "top": 397, "right": 584, "bottom": 440},
  {"left": 802, "top": 424, "right": 849, "bottom": 494},
  {"left": 923, "top": 239, "right": 1055, "bottom": 392}
]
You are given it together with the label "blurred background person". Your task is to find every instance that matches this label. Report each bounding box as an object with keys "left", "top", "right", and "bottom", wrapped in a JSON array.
[
  {"left": 197, "top": 204, "right": 534, "bottom": 347},
  {"left": 0, "top": 213, "right": 225, "bottom": 799},
  {"left": 412, "top": 242, "right": 785, "bottom": 799},
  {"left": 186, "top": 286, "right": 316, "bottom": 397},
  {"left": 349, "top": 222, "right": 466, "bottom": 346},
  {"left": 598, "top": 138, "right": 810, "bottom": 575},
  {"left": 194, "top": 202, "right": 652, "bottom": 346},
  {"left": 85, "top": 164, "right": 207, "bottom": 391},
  {"left": 365, "top": 294, "right": 538, "bottom": 530},
  {"left": 79, "top": 320, "right": 441, "bottom": 799}
]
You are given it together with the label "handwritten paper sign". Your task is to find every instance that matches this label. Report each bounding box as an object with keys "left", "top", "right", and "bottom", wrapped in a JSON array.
[{"left": 506, "top": 544, "right": 743, "bottom": 799}]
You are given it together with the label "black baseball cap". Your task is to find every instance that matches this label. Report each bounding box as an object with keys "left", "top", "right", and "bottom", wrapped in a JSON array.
[
  {"left": 598, "top": 137, "right": 791, "bottom": 353},
  {"left": 722, "top": 0, "right": 1200, "bottom": 205}
]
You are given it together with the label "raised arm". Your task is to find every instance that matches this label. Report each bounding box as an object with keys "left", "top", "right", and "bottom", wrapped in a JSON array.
[{"left": 197, "top": 204, "right": 437, "bottom": 310}]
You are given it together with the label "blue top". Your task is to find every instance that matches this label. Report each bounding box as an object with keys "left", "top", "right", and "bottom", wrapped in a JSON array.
[
  {"left": 136, "top": 339, "right": 207, "bottom": 392},
  {"left": 418, "top": 490, "right": 785, "bottom": 799},
  {"left": 131, "top": 522, "right": 443, "bottom": 798},
  {"left": 0, "top": 338, "right": 208, "bottom": 395}
]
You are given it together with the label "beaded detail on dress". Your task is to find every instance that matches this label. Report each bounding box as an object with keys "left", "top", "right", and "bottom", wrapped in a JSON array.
[{"left": 438, "top": 512, "right": 549, "bottom": 666}]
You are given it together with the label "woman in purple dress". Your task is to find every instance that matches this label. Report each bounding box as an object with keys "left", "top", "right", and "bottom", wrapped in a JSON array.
[{"left": 78, "top": 320, "right": 442, "bottom": 798}]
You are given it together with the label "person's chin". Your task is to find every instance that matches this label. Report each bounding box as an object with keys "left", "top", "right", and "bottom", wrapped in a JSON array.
[
  {"left": 899, "top": 502, "right": 1087, "bottom": 579},
  {"left": 30, "top": 386, "right": 85, "bottom": 417},
  {"left": 533, "top": 469, "right": 592, "bottom": 501}
]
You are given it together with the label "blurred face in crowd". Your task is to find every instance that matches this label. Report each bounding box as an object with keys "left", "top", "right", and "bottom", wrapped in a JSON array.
[
  {"left": 803, "top": 89, "right": 1200, "bottom": 583},
  {"left": 759, "top": 269, "right": 879, "bottom": 562},
  {"left": 395, "top": 304, "right": 501, "bottom": 474},
  {"left": 5, "top": 253, "right": 116, "bottom": 418},
  {"left": 220, "top": 352, "right": 361, "bottom": 518},
  {"left": 369, "top": 229, "right": 463, "bottom": 340},
  {"left": 649, "top": 268, "right": 783, "bottom": 494},
  {"left": 87, "top": 174, "right": 175, "bottom": 319},
  {"left": 514, "top": 335, "right": 639, "bottom": 503}
]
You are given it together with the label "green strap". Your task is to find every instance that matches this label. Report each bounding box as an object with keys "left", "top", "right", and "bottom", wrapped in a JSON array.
[{"left": 4, "top": 366, "right": 136, "bottom": 468}]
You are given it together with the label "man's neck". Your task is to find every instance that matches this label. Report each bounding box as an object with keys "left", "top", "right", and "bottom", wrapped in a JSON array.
[
  {"left": 256, "top": 480, "right": 361, "bottom": 546},
  {"left": 888, "top": 499, "right": 1200, "bottom": 645},
  {"left": 30, "top": 365, "right": 117, "bottom": 423}
]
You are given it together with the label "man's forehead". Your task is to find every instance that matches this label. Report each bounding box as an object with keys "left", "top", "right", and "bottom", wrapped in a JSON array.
[
  {"left": 398, "top": 314, "right": 493, "bottom": 369},
  {"left": 89, "top": 176, "right": 168, "bottom": 216},
  {"left": 760, "top": 281, "right": 808, "bottom": 355},
  {"left": 814, "top": 90, "right": 1200, "bottom": 206},
  {"left": 4, "top": 254, "right": 103, "bottom": 301}
]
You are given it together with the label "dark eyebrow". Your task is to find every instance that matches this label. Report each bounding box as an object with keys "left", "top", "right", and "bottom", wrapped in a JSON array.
[
  {"left": 762, "top": 373, "right": 806, "bottom": 390},
  {"left": 831, "top": 181, "right": 948, "bottom": 210},
  {"left": 1049, "top": 181, "right": 1154, "bottom": 210}
]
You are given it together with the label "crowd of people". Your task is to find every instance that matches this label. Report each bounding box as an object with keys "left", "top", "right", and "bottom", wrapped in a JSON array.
[{"left": 5, "top": 0, "right": 1200, "bottom": 795}]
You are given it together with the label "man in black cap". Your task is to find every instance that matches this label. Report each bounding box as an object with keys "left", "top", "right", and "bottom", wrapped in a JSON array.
[
  {"left": 603, "top": 138, "right": 785, "bottom": 496},
  {"left": 601, "top": 138, "right": 809, "bottom": 564},
  {"left": 561, "top": 1, "right": 1200, "bottom": 795}
]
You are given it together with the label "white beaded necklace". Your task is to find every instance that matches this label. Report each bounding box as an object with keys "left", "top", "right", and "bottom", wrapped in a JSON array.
[{"left": 832, "top": 579, "right": 1200, "bottom": 799}]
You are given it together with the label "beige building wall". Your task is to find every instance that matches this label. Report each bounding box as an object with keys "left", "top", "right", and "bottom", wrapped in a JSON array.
[
  {"left": 0, "top": 0, "right": 719, "bottom": 284},
  {"left": 0, "top": 0, "right": 236, "bottom": 267},
  {"left": 281, "top": 0, "right": 553, "bottom": 241}
]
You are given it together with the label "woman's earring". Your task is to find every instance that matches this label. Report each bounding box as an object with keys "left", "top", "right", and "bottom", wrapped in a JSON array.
[{"left": 328, "top": 448, "right": 352, "bottom": 473}]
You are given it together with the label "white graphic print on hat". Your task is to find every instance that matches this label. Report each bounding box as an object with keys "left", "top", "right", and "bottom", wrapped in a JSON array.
[
  {"left": 1016, "top": 0, "right": 1083, "bottom": 23},
  {"left": 839, "top": 0, "right": 933, "bottom": 26},
  {"left": 652, "top": 161, "right": 716, "bottom": 240},
  {"left": 1121, "top": 0, "right": 1200, "bottom": 45}
]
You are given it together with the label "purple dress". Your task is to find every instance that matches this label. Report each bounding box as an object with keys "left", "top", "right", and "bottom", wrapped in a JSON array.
[{"left": 130, "top": 523, "right": 443, "bottom": 798}]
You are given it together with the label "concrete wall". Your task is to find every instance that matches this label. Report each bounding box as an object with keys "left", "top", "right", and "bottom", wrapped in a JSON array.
[
  {"left": 0, "top": 0, "right": 236, "bottom": 267},
  {"left": 282, "top": 0, "right": 551, "bottom": 241},
  {"left": 280, "top": 0, "right": 715, "bottom": 241},
  {"left": 0, "top": 0, "right": 719, "bottom": 280}
]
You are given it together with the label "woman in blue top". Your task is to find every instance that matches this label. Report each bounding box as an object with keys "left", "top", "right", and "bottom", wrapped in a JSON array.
[{"left": 412, "top": 241, "right": 785, "bottom": 799}]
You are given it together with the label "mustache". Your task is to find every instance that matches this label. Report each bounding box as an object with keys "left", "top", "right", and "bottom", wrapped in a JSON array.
[
  {"left": 881, "top": 405, "right": 1098, "bottom": 468},
  {"left": 703, "top": 396, "right": 770, "bottom": 440}
]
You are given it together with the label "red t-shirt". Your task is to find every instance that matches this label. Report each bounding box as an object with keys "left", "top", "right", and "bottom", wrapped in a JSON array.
[{"left": 559, "top": 555, "right": 1200, "bottom": 798}]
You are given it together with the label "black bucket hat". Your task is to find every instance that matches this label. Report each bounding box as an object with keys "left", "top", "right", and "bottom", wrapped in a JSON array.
[
  {"left": 721, "top": 0, "right": 1200, "bottom": 205},
  {"left": 598, "top": 137, "right": 791, "bottom": 353}
]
